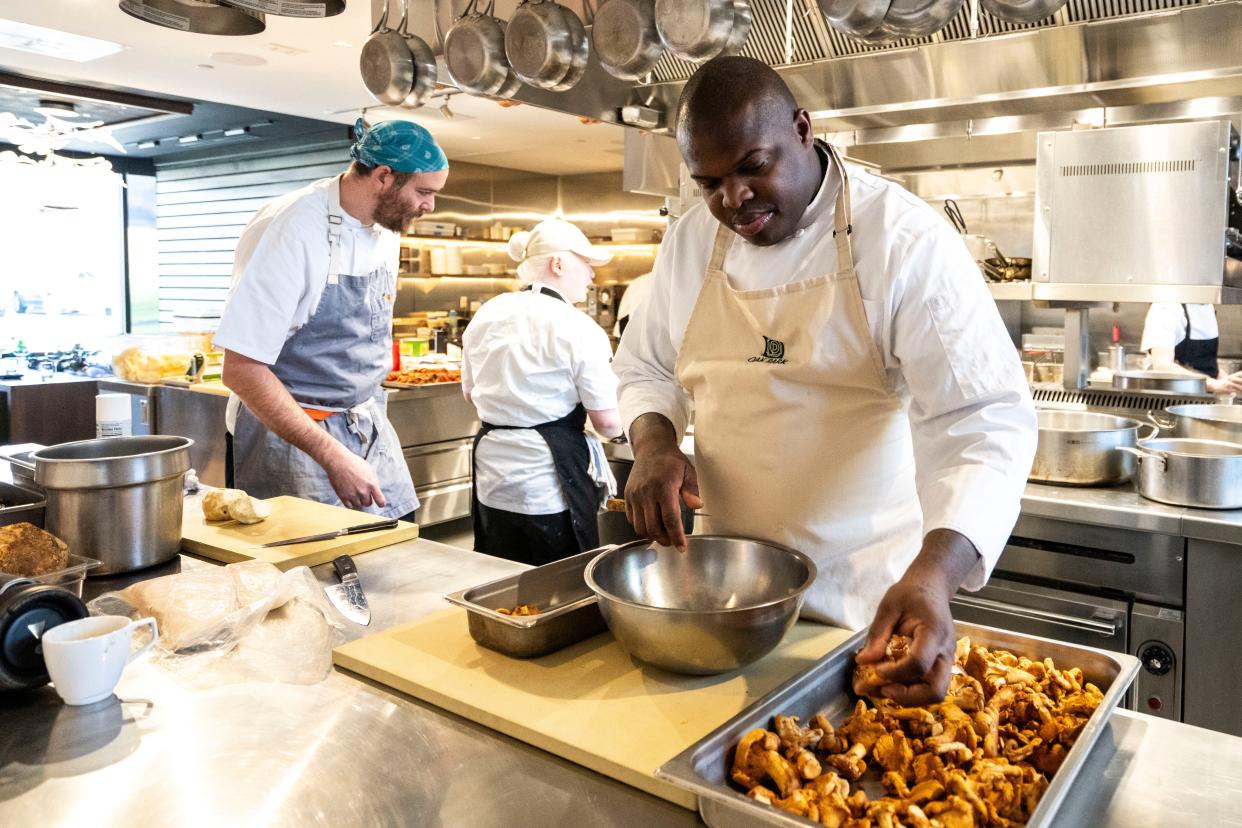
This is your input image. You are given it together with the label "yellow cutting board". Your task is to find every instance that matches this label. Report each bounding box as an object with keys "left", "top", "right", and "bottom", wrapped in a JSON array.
[
  {"left": 181, "top": 495, "right": 419, "bottom": 569},
  {"left": 333, "top": 608, "right": 853, "bottom": 809}
]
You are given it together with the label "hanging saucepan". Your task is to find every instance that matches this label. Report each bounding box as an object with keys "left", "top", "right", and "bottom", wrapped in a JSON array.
[
  {"left": 817, "top": 0, "right": 891, "bottom": 39},
  {"left": 721, "top": 0, "right": 752, "bottom": 55},
  {"left": 360, "top": 0, "right": 414, "bottom": 106},
  {"left": 218, "top": 0, "right": 344, "bottom": 17},
  {"left": 549, "top": 2, "right": 591, "bottom": 91},
  {"left": 118, "top": 0, "right": 265, "bottom": 35},
  {"left": 445, "top": 0, "right": 514, "bottom": 96},
  {"left": 981, "top": 0, "right": 1066, "bottom": 23},
  {"left": 592, "top": 0, "right": 665, "bottom": 81},
  {"left": 654, "top": 0, "right": 743, "bottom": 62},
  {"left": 877, "top": 0, "right": 964, "bottom": 38},
  {"left": 398, "top": 0, "right": 438, "bottom": 107},
  {"left": 505, "top": 0, "right": 576, "bottom": 90}
]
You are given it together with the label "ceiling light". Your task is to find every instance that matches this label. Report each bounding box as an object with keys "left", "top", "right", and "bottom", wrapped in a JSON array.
[
  {"left": 178, "top": 134, "right": 200, "bottom": 144},
  {"left": 332, "top": 40, "right": 353, "bottom": 48},
  {"left": 0, "top": 19, "right": 125, "bottom": 62},
  {"left": 136, "top": 140, "right": 157, "bottom": 149},
  {"left": 223, "top": 126, "right": 250, "bottom": 137},
  {"left": 33, "top": 100, "right": 83, "bottom": 120}
]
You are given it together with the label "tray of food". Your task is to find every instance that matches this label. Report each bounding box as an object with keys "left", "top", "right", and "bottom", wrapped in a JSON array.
[
  {"left": 443, "top": 547, "right": 609, "bottom": 658},
  {"left": 384, "top": 366, "right": 462, "bottom": 388},
  {"left": 656, "top": 622, "right": 1139, "bottom": 828}
]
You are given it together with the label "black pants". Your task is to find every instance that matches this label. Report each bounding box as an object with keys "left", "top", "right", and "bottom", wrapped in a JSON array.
[{"left": 474, "top": 502, "right": 580, "bottom": 567}]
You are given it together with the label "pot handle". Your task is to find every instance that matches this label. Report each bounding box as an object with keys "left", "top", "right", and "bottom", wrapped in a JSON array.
[
  {"left": 1148, "top": 411, "right": 1177, "bottom": 431},
  {"left": 1138, "top": 424, "right": 1161, "bottom": 441},
  {"left": 1117, "top": 445, "right": 1167, "bottom": 472}
]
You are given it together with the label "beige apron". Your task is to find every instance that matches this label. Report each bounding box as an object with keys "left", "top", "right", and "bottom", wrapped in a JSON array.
[{"left": 674, "top": 147, "right": 924, "bottom": 630}]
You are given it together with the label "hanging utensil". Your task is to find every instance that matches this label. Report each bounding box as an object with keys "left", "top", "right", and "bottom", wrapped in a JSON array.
[
  {"left": 817, "top": 0, "right": 891, "bottom": 39},
  {"left": 876, "top": 0, "right": 964, "bottom": 37},
  {"left": 592, "top": 0, "right": 665, "bottom": 81},
  {"left": 943, "top": 199, "right": 968, "bottom": 234},
  {"left": 119, "top": 0, "right": 265, "bottom": 35},
  {"left": 218, "top": 0, "right": 344, "bottom": 17},
  {"left": 397, "top": 0, "right": 438, "bottom": 107},
  {"left": 981, "top": 0, "right": 1066, "bottom": 23},
  {"left": 549, "top": 1, "right": 591, "bottom": 91},
  {"left": 445, "top": 0, "right": 514, "bottom": 96},
  {"left": 505, "top": 0, "right": 575, "bottom": 91},
  {"left": 654, "top": 0, "right": 745, "bottom": 62},
  {"left": 720, "top": 0, "right": 753, "bottom": 55},
  {"left": 360, "top": 0, "right": 415, "bottom": 106}
]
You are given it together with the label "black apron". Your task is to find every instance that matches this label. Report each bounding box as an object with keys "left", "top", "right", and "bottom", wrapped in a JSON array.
[
  {"left": 1174, "top": 304, "right": 1219, "bottom": 377},
  {"left": 469, "top": 285, "right": 601, "bottom": 554}
]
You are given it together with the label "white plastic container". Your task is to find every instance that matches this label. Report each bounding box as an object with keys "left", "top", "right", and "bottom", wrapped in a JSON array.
[{"left": 95, "top": 394, "right": 132, "bottom": 438}]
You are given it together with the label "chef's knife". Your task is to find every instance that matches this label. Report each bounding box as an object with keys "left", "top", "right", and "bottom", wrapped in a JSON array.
[
  {"left": 324, "top": 554, "right": 370, "bottom": 626},
  {"left": 259, "top": 518, "right": 398, "bottom": 548}
]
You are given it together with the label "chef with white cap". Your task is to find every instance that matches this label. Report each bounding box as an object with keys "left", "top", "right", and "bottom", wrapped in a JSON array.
[{"left": 462, "top": 218, "right": 623, "bottom": 565}]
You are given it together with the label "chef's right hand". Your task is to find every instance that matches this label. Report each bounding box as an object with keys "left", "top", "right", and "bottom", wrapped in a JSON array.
[
  {"left": 625, "top": 446, "right": 701, "bottom": 550},
  {"left": 325, "top": 449, "right": 387, "bottom": 511},
  {"left": 1208, "top": 371, "right": 1242, "bottom": 396}
]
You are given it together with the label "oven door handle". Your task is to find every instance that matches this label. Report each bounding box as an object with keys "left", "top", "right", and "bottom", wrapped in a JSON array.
[{"left": 952, "top": 594, "right": 1121, "bottom": 637}]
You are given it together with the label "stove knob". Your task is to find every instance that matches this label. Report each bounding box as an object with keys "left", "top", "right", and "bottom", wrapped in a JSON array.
[{"left": 1140, "top": 643, "right": 1174, "bottom": 676}]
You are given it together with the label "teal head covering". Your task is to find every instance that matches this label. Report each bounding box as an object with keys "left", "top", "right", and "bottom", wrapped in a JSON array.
[{"left": 351, "top": 118, "right": 448, "bottom": 174}]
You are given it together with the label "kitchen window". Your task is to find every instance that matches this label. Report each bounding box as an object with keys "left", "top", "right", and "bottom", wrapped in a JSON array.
[{"left": 0, "top": 160, "right": 127, "bottom": 348}]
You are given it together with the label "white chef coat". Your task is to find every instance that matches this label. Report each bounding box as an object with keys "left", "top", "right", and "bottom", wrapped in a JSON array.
[
  {"left": 613, "top": 148, "right": 1036, "bottom": 590},
  {"left": 214, "top": 176, "right": 398, "bottom": 365},
  {"left": 463, "top": 284, "right": 618, "bottom": 514},
  {"left": 613, "top": 271, "right": 654, "bottom": 337},
  {"left": 1140, "top": 303, "right": 1219, "bottom": 353}
]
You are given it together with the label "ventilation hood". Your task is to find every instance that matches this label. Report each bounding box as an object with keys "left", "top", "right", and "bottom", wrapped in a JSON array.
[{"left": 395, "top": 0, "right": 1242, "bottom": 137}]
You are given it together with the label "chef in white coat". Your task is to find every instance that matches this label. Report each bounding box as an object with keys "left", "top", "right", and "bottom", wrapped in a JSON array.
[
  {"left": 216, "top": 119, "right": 449, "bottom": 518},
  {"left": 462, "top": 218, "right": 623, "bottom": 565},
  {"left": 1140, "top": 303, "right": 1242, "bottom": 395},
  {"left": 613, "top": 57, "right": 1036, "bottom": 705}
]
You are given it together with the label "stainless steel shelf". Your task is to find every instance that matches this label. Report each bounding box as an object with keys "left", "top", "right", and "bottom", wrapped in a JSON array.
[
  {"left": 987, "top": 281, "right": 1033, "bottom": 301},
  {"left": 1032, "top": 283, "right": 1242, "bottom": 305}
]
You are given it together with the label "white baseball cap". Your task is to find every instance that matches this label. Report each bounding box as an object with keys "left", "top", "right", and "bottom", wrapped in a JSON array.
[{"left": 508, "top": 218, "right": 612, "bottom": 267}]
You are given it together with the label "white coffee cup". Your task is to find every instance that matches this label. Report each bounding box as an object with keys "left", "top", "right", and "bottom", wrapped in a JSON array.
[{"left": 41, "top": 615, "right": 159, "bottom": 706}]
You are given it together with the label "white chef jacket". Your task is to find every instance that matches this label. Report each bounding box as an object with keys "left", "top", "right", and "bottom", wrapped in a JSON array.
[
  {"left": 214, "top": 176, "right": 398, "bottom": 365},
  {"left": 1140, "top": 303, "right": 1219, "bottom": 353},
  {"left": 613, "top": 150, "right": 1036, "bottom": 589},
  {"left": 463, "top": 284, "right": 618, "bottom": 514}
]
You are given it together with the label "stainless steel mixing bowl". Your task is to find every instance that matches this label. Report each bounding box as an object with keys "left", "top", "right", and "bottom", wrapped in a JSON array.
[{"left": 584, "top": 535, "right": 817, "bottom": 675}]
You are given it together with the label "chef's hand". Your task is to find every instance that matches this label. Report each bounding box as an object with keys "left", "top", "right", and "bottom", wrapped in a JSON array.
[
  {"left": 1208, "top": 371, "right": 1242, "bottom": 396},
  {"left": 625, "top": 413, "right": 702, "bottom": 550},
  {"left": 324, "top": 448, "right": 387, "bottom": 511},
  {"left": 853, "top": 529, "right": 979, "bottom": 706}
]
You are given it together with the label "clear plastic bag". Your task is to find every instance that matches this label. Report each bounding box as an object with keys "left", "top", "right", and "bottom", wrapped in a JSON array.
[{"left": 88, "top": 560, "right": 344, "bottom": 686}]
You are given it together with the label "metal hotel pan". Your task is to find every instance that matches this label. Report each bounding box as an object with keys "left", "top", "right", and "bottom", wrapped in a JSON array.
[
  {"left": 656, "top": 621, "right": 1139, "bottom": 828},
  {"left": 444, "top": 547, "right": 609, "bottom": 658}
]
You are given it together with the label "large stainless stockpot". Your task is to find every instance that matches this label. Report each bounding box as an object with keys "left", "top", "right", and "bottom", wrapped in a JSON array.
[
  {"left": 1152, "top": 404, "right": 1242, "bottom": 444},
  {"left": 31, "top": 436, "right": 192, "bottom": 575},
  {"left": 1118, "top": 438, "right": 1242, "bottom": 510},
  {"left": 1030, "top": 411, "right": 1154, "bottom": 486}
]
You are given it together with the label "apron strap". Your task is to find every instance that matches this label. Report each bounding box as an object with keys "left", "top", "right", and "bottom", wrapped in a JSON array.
[
  {"left": 521, "top": 284, "right": 567, "bottom": 302},
  {"left": 326, "top": 175, "right": 346, "bottom": 286}
]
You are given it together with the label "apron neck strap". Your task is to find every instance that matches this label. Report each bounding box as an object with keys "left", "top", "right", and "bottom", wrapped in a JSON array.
[
  {"left": 705, "top": 142, "right": 856, "bottom": 273},
  {"left": 522, "top": 284, "right": 567, "bottom": 303},
  {"left": 326, "top": 175, "right": 346, "bottom": 286}
]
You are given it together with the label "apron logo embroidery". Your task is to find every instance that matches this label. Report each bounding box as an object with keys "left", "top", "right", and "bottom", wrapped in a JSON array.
[{"left": 748, "top": 336, "right": 789, "bottom": 364}]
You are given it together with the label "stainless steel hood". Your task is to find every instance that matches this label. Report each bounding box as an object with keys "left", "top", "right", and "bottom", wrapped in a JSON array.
[{"left": 391, "top": 0, "right": 1242, "bottom": 135}]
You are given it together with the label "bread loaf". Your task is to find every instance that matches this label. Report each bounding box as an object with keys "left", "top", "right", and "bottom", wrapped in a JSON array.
[{"left": 0, "top": 522, "right": 69, "bottom": 576}]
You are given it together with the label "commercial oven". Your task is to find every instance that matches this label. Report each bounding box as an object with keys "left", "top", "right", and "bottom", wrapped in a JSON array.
[{"left": 952, "top": 514, "right": 1185, "bottom": 721}]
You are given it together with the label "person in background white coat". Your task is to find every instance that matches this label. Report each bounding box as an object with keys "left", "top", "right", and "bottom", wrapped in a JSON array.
[
  {"left": 462, "top": 219, "right": 623, "bottom": 566},
  {"left": 612, "top": 57, "right": 1037, "bottom": 705},
  {"left": 1140, "top": 303, "right": 1242, "bottom": 396}
]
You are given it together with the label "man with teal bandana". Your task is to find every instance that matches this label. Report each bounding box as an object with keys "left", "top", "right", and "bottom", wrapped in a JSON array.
[{"left": 215, "top": 119, "right": 449, "bottom": 519}]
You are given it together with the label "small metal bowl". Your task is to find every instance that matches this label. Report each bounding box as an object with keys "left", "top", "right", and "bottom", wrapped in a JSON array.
[{"left": 584, "top": 536, "right": 816, "bottom": 675}]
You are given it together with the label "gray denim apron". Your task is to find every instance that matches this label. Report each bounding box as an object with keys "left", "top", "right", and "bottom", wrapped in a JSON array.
[{"left": 232, "top": 177, "right": 418, "bottom": 519}]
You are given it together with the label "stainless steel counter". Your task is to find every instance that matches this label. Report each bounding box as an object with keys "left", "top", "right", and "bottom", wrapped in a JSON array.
[{"left": 3, "top": 536, "right": 1242, "bottom": 825}]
